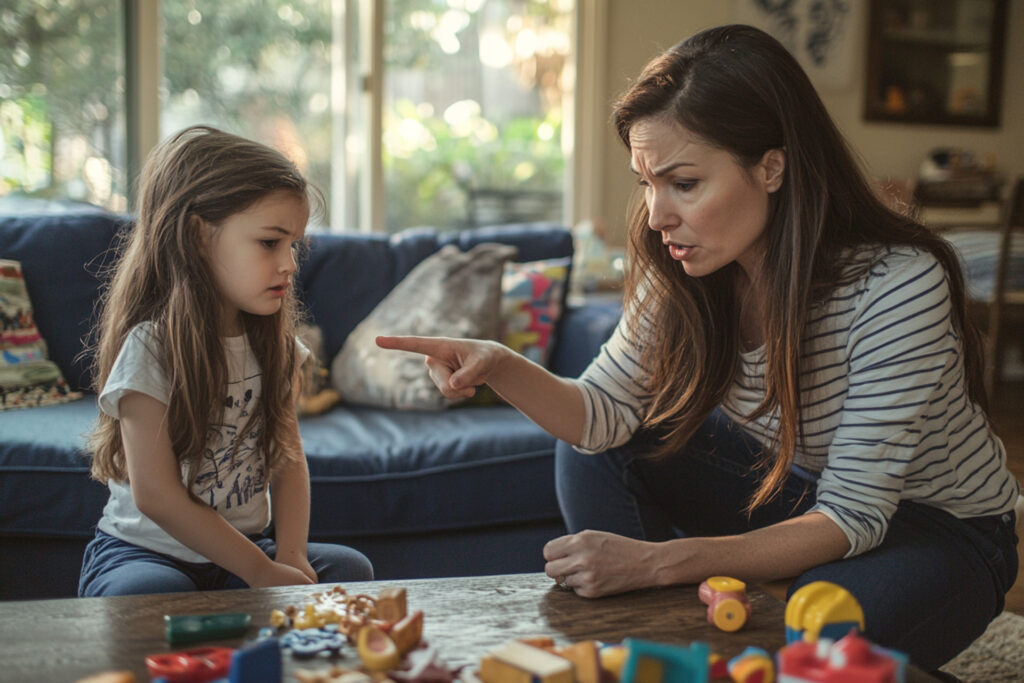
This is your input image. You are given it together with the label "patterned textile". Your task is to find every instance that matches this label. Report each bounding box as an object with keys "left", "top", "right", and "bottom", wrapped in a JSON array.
[
  {"left": 0, "top": 259, "right": 82, "bottom": 410},
  {"left": 500, "top": 257, "right": 571, "bottom": 367}
]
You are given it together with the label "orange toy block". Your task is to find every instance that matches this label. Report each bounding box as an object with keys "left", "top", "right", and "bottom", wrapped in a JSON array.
[{"left": 555, "top": 641, "right": 602, "bottom": 683}]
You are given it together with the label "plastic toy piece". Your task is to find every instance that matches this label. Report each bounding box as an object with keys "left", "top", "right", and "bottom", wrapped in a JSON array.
[
  {"left": 777, "top": 630, "right": 907, "bottom": 682},
  {"left": 698, "top": 577, "right": 752, "bottom": 632},
  {"left": 357, "top": 624, "right": 401, "bottom": 672},
  {"left": 145, "top": 646, "right": 234, "bottom": 683},
  {"left": 707, "top": 653, "right": 729, "bottom": 679},
  {"left": 387, "top": 609, "right": 425, "bottom": 656},
  {"left": 727, "top": 647, "right": 774, "bottom": 683},
  {"left": 280, "top": 625, "right": 347, "bottom": 659},
  {"left": 294, "top": 667, "right": 373, "bottom": 683},
  {"left": 377, "top": 587, "right": 408, "bottom": 622},
  {"left": 784, "top": 582, "right": 865, "bottom": 645},
  {"left": 479, "top": 640, "right": 574, "bottom": 683},
  {"left": 619, "top": 638, "right": 710, "bottom": 683},
  {"left": 165, "top": 613, "right": 252, "bottom": 645},
  {"left": 228, "top": 637, "right": 282, "bottom": 683},
  {"left": 554, "top": 640, "right": 602, "bottom": 683}
]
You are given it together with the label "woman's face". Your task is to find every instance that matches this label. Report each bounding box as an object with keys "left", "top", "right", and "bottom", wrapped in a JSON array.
[{"left": 629, "top": 116, "right": 784, "bottom": 280}]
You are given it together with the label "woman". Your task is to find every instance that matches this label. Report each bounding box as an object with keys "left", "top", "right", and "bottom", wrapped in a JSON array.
[{"left": 378, "top": 25, "right": 1018, "bottom": 670}]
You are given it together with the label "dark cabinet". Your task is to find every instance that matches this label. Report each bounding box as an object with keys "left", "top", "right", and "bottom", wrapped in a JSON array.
[{"left": 864, "top": 0, "right": 1007, "bottom": 127}]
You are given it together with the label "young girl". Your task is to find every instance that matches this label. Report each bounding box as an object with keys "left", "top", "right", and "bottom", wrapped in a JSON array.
[
  {"left": 378, "top": 25, "right": 1019, "bottom": 672},
  {"left": 79, "top": 125, "right": 373, "bottom": 596}
]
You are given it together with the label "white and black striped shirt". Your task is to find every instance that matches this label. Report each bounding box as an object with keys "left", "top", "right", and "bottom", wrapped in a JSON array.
[{"left": 574, "top": 246, "right": 1019, "bottom": 556}]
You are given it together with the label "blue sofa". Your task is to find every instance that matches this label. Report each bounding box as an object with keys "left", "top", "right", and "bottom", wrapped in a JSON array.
[{"left": 0, "top": 205, "right": 620, "bottom": 600}]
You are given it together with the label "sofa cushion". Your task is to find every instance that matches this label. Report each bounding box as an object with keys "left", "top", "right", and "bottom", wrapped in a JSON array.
[
  {"left": 330, "top": 242, "right": 517, "bottom": 409},
  {"left": 0, "top": 399, "right": 559, "bottom": 541},
  {"left": 0, "top": 210, "right": 128, "bottom": 391},
  {"left": 298, "top": 223, "right": 573, "bottom": 364},
  {"left": 300, "top": 404, "right": 560, "bottom": 538}
]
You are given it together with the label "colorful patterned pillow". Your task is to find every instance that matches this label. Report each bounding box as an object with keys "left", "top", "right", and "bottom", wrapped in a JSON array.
[
  {"left": 500, "top": 257, "right": 571, "bottom": 367},
  {"left": 0, "top": 259, "right": 82, "bottom": 410}
]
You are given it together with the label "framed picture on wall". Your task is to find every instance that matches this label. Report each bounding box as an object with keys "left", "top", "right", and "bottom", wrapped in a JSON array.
[{"left": 734, "top": 0, "right": 866, "bottom": 91}]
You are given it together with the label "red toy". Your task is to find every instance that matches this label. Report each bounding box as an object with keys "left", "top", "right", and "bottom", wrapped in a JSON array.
[
  {"left": 144, "top": 646, "right": 234, "bottom": 683},
  {"left": 698, "top": 576, "right": 752, "bottom": 632},
  {"left": 777, "top": 630, "right": 907, "bottom": 683}
]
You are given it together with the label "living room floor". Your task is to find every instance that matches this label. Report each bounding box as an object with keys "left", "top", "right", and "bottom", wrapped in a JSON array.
[{"left": 990, "top": 379, "right": 1024, "bottom": 617}]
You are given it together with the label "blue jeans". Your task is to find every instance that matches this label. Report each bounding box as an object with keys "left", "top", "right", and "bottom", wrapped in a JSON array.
[
  {"left": 79, "top": 530, "right": 373, "bottom": 597},
  {"left": 555, "top": 409, "right": 1019, "bottom": 670}
]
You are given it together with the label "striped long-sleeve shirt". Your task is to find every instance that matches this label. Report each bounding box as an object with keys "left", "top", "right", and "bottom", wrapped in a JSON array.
[{"left": 574, "top": 245, "right": 1019, "bottom": 556}]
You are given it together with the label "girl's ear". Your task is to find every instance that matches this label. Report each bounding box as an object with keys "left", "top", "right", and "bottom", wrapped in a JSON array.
[
  {"left": 190, "top": 215, "right": 212, "bottom": 254},
  {"left": 759, "top": 148, "right": 786, "bottom": 193}
]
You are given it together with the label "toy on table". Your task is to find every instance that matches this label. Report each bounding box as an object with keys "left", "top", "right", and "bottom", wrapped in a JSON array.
[
  {"left": 784, "top": 582, "right": 864, "bottom": 645},
  {"left": 280, "top": 624, "right": 348, "bottom": 659},
  {"left": 726, "top": 646, "right": 774, "bottom": 683},
  {"left": 74, "top": 673, "right": 136, "bottom": 683},
  {"left": 479, "top": 640, "right": 575, "bottom": 683},
  {"left": 164, "top": 613, "right": 252, "bottom": 645},
  {"left": 698, "top": 576, "right": 752, "bottom": 632},
  {"left": 619, "top": 638, "right": 710, "bottom": 683},
  {"left": 145, "top": 646, "right": 234, "bottom": 682},
  {"left": 776, "top": 630, "right": 907, "bottom": 683}
]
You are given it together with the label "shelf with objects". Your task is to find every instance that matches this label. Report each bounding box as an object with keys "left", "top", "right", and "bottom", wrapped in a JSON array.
[{"left": 864, "top": 0, "right": 1007, "bottom": 127}]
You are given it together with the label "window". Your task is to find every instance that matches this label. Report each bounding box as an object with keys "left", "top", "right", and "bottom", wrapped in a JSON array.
[
  {"left": 0, "top": 1, "right": 128, "bottom": 211},
  {"left": 1, "top": 0, "right": 576, "bottom": 233}
]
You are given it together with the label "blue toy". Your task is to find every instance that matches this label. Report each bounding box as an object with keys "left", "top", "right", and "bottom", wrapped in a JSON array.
[{"left": 620, "top": 638, "right": 710, "bottom": 683}]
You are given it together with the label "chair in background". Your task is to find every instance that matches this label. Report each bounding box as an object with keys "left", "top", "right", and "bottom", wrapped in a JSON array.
[{"left": 943, "top": 176, "right": 1024, "bottom": 397}]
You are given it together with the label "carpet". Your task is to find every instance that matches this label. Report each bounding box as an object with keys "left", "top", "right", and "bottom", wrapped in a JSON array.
[{"left": 940, "top": 611, "right": 1024, "bottom": 682}]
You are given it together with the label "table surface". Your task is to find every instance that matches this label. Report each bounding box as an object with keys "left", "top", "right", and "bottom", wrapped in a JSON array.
[{"left": 0, "top": 572, "right": 936, "bottom": 681}]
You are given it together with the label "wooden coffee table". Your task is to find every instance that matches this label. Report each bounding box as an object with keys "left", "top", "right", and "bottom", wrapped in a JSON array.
[{"left": 0, "top": 572, "right": 937, "bottom": 681}]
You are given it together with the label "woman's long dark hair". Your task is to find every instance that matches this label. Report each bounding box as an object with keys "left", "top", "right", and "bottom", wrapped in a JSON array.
[
  {"left": 613, "top": 25, "right": 985, "bottom": 510},
  {"left": 89, "top": 125, "right": 318, "bottom": 493}
]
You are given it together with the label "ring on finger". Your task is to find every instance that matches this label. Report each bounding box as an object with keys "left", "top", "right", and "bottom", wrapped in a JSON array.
[{"left": 558, "top": 575, "right": 569, "bottom": 591}]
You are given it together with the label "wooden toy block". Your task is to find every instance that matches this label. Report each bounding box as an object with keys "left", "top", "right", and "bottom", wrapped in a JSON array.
[
  {"left": 555, "top": 641, "right": 602, "bottom": 683},
  {"left": 388, "top": 609, "right": 424, "bottom": 655},
  {"left": 480, "top": 640, "right": 574, "bottom": 683},
  {"left": 75, "top": 673, "right": 136, "bottom": 683},
  {"left": 377, "top": 587, "right": 408, "bottom": 622}
]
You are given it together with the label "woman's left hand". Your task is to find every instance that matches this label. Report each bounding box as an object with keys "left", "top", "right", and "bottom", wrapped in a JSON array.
[{"left": 542, "top": 530, "right": 662, "bottom": 598}]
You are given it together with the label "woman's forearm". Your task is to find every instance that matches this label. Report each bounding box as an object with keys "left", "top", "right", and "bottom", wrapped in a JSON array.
[{"left": 487, "top": 348, "right": 587, "bottom": 445}]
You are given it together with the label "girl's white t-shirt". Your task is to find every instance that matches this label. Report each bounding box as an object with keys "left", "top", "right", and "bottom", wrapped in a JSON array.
[{"left": 96, "top": 322, "right": 308, "bottom": 563}]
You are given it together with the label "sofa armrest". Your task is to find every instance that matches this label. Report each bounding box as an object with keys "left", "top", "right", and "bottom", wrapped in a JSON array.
[{"left": 549, "top": 301, "right": 622, "bottom": 378}]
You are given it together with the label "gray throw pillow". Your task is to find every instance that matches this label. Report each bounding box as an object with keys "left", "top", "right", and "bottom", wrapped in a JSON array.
[{"left": 331, "top": 242, "right": 518, "bottom": 409}]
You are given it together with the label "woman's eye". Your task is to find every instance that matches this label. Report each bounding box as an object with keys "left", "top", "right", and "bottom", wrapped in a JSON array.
[
  {"left": 260, "top": 239, "right": 279, "bottom": 249},
  {"left": 674, "top": 180, "right": 696, "bottom": 191}
]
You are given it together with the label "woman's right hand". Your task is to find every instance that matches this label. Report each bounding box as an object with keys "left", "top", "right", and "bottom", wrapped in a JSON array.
[
  {"left": 247, "top": 559, "right": 316, "bottom": 588},
  {"left": 375, "top": 335, "right": 511, "bottom": 400}
]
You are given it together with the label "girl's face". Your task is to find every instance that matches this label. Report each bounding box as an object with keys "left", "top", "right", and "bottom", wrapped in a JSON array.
[
  {"left": 204, "top": 190, "right": 309, "bottom": 336},
  {"left": 629, "top": 116, "right": 784, "bottom": 280}
]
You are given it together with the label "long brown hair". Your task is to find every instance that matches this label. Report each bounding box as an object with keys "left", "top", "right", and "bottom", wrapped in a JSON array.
[
  {"left": 88, "top": 125, "right": 317, "bottom": 493},
  {"left": 612, "top": 25, "right": 986, "bottom": 510}
]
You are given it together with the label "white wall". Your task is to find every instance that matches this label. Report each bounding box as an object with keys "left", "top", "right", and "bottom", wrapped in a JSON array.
[{"left": 588, "top": 0, "right": 1024, "bottom": 244}]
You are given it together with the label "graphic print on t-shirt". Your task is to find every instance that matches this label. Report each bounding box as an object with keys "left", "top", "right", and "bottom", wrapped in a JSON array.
[{"left": 194, "top": 370, "right": 266, "bottom": 511}]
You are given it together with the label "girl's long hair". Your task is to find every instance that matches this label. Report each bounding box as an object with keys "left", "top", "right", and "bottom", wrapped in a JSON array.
[
  {"left": 612, "top": 25, "right": 986, "bottom": 511},
  {"left": 88, "top": 125, "right": 317, "bottom": 493}
]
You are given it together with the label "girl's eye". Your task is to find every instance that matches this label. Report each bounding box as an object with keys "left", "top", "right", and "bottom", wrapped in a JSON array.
[
  {"left": 637, "top": 178, "right": 650, "bottom": 188},
  {"left": 674, "top": 180, "right": 696, "bottom": 191},
  {"left": 260, "top": 239, "right": 279, "bottom": 249}
]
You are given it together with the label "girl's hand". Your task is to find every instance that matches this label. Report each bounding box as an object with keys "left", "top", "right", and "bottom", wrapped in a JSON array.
[
  {"left": 279, "top": 554, "right": 318, "bottom": 583},
  {"left": 247, "top": 559, "right": 316, "bottom": 588},
  {"left": 376, "top": 336, "right": 511, "bottom": 400},
  {"left": 543, "top": 530, "right": 664, "bottom": 598}
]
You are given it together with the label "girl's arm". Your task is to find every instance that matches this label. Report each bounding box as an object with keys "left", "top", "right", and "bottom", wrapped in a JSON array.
[
  {"left": 119, "top": 390, "right": 313, "bottom": 587},
  {"left": 376, "top": 336, "right": 587, "bottom": 444},
  {"left": 268, "top": 407, "right": 317, "bottom": 582},
  {"left": 543, "top": 511, "right": 850, "bottom": 598}
]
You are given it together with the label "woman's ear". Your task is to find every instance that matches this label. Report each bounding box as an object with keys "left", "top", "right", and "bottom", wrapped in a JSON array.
[{"left": 759, "top": 148, "right": 786, "bottom": 193}]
